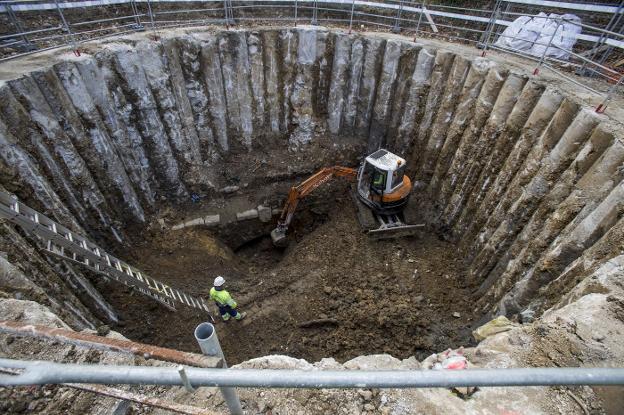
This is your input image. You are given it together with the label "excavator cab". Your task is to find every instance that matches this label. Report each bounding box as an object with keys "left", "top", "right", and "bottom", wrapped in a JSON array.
[{"left": 356, "top": 149, "right": 411, "bottom": 215}]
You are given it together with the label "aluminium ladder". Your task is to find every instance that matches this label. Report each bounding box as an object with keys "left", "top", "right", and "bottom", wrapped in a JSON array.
[{"left": 0, "top": 191, "right": 213, "bottom": 320}]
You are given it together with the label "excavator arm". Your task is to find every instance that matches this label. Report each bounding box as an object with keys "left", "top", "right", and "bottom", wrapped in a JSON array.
[{"left": 271, "top": 166, "right": 357, "bottom": 246}]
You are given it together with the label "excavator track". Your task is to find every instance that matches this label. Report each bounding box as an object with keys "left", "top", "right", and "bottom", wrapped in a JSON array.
[
  {"left": 351, "top": 191, "right": 424, "bottom": 239},
  {"left": 351, "top": 190, "right": 378, "bottom": 231},
  {"left": 368, "top": 214, "right": 425, "bottom": 240}
]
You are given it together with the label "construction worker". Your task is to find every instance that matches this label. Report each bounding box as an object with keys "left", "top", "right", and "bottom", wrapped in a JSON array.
[
  {"left": 372, "top": 170, "right": 386, "bottom": 191},
  {"left": 210, "top": 276, "right": 246, "bottom": 321}
]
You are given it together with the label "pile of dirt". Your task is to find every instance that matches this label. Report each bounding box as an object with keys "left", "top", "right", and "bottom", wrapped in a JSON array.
[{"left": 98, "top": 193, "right": 480, "bottom": 364}]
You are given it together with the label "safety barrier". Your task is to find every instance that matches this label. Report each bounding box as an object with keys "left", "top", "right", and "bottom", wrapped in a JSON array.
[
  {"left": 0, "top": 0, "right": 622, "bottom": 104},
  {"left": 1, "top": 321, "right": 624, "bottom": 415}
]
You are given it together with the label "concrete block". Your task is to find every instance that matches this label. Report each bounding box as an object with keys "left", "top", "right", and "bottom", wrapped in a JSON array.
[
  {"left": 220, "top": 185, "right": 240, "bottom": 194},
  {"left": 236, "top": 209, "right": 258, "bottom": 221},
  {"left": 184, "top": 217, "right": 205, "bottom": 227},
  {"left": 257, "top": 205, "right": 272, "bottom": 222},
  {"left": 204, "top": 214, "right": 220, "bottom": 227}
]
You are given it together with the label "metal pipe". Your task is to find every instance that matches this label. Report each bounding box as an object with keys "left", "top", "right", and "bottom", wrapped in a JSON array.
[
  {"left": 596, "top": 75, "right": 623, "bottom": 114},
  {"left": 177, "top": 366, "right": 195, "bottom": 392},
  {"left": 348, "top": 0, "right": 356, "bottom": 33},
  {"left": 413, "top": 0, "right": 425, "bottom": 41},
  {"left": 0, "top": 24, "right": 63, "bottom": 41},
  {"left": 70, "top": 14, "right": 146, "bottom": 27},
  {"left": 0, "top": 320, "right": 220, "bottom": 369},
  {"left": 311, "top": 0, "right": 318, "bottom": 25},
  {"left": 533, "top": 17, "right": 561, "bottom": 75},
  {"left": 65, "top": 383, "right": 210, "bottom": 415},
  {"left": 194, "top": 323, "right": 242, "bottom": 415},
  {"left": 2, "top": 358, "right": 624, "bottom": 388},
  {"left": 480, "top": 3, "right": 500, "bottom": 57},
  {"left": 391, "top": 0, "right": 403, "bottom": 33}
]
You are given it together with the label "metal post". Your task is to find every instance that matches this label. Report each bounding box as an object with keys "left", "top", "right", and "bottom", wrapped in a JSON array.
[
  {"left": 533, "top": 18, "right": 561, "bottom": 76},
  {"left": 129, "top": 0, "right": 144, "bottom": 31},
  {"left": 595, "top": 7, "right": 624, "bottom": 70},
  {"left": 480, "top": 0, "right": 501, "bottom": 57},
  {"left": 53, "top": 0, "right": 80, "bottom": 56},
  {"left": 5, "top": 3, "right": 36, "bottom": 52},
  {"left": 177, "top": 366, "right": 195, "bottom": 392},
  {"left": 595, "top": 75, "right": 623, "bottom": 114},
  {"left": 311, "top": 0, "right": 318, "bottom": 25},
  {"left": 227, "top": 0, "right": 235, "bottom": 25},
  {"left": 223, "top": 0, "right": 232, "bottom": 28},
  {"left": 194, "top": 323, "right": 242, "bottom": 415},
  {"left": 146, "top": 0, "right": 156, "bottom": 31},
  {"left": 392, "top": 0, "right": 404, "bottom": 33},
  {"left": 413, "top": 0, "right": 426, "bottom": 42},
  {"left": 579, "top": 0, "right": 623, "bottom": 77},
  {"left": 294, "top": 0, "right": 298, "bottom": 27},
  {"left": 348, "top": 0, "right": 356, "bottom": 34}
]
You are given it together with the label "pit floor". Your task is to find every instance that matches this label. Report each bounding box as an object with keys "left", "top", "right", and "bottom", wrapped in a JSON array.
[{"left": 97, "top": 196, "right": 479, "bottom": 365}]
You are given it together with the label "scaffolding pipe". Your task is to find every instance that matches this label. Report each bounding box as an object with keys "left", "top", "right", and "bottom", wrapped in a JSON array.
[
  {"left": 1, "top": 358, "right": 624, "bottom": 388},
  {"left": 194, "top": 323, "right": 242, "bottom": 415}
]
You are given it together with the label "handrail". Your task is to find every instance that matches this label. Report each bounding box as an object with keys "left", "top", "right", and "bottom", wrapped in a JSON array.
[{"left": 2, "top": 358, "right": 624, "bottom": 388}]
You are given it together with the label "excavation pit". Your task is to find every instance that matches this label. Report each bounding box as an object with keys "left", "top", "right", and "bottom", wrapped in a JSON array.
[
  {"left": 104, "top": 190, "right": 479, "bottom": 365},
  {"left": 1, "top": 25, "right": 624, "bottom": 413}
]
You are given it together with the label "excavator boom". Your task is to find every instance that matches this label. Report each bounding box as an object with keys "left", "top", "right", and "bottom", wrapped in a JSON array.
[{"left": 271, "top": 166, "right": 357, "bottom": 246}]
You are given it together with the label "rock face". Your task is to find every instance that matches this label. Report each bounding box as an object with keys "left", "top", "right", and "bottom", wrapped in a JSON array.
[{"left": 0, "top": 26, "right": 623, "bottom": 328}]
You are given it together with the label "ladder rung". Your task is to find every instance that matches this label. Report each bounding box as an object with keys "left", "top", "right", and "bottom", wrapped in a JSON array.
[{"left": 181, "top": 293, "right": 192, "bottom": 306}]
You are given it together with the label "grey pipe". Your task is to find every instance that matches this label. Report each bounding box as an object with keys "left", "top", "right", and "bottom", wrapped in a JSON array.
[
  {"left": 194, "top": 323, "right": 242, "bottom": 415},
  {"left": 2, "top": 358, "right": 624, "bottom": 388}
]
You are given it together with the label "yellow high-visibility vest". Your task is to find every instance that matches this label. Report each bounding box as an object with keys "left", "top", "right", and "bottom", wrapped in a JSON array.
[{"left": 210, "top": 287, "right": 237, "bottom": 308}]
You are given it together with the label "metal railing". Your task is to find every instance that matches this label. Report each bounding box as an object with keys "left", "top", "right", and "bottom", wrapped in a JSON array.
[
  {"left": 0, "top": 1, "right": 622, "bottom": 107},
  {"left": 1, "top": 320, "right": 624, "bottom": 415},
  {"left": 3, "top": 358, "right": 624, "bottom": 388}
]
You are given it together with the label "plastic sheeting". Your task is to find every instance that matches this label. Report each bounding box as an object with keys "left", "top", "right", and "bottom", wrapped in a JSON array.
[{"left": 495, "top": 13, "right": 582, "bottom": 60}]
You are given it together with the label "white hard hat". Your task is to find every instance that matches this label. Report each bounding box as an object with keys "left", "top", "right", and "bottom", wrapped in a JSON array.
[{"left": 214, "top": 276, "right": 225, "bottom": 287}]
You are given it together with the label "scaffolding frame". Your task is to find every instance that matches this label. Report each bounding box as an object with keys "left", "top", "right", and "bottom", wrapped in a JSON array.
[{"left": 0, "top": 0, "right": 621, "bottom": 99}]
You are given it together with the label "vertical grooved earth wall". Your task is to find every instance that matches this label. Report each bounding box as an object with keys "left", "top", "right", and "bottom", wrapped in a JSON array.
[{"left": 0, "top": 27, "right": 622, "bottom": 321}]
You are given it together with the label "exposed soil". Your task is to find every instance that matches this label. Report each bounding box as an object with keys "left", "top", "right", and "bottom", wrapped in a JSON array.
[{"left": 96, "top": 189, "right": 480, "bottom": 365}]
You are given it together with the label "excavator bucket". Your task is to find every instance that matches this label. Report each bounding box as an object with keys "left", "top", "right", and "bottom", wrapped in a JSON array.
[{"left": 270, "top": 227, "right": 288, "bottom": 247}]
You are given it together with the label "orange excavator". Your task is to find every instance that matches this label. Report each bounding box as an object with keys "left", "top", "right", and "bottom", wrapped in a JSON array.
[{"left": 271, "top": 149, "right": 423, "bottom": 246}]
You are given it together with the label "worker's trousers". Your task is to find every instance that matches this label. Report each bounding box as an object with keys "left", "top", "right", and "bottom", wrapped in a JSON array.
[{"left": 217, "top": 304, "right": 241, "bottom": 320}]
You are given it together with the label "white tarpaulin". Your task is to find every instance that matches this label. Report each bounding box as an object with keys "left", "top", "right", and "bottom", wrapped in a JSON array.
[{"left": 495, "top": 13, "right": 582, "bottom": 60}]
